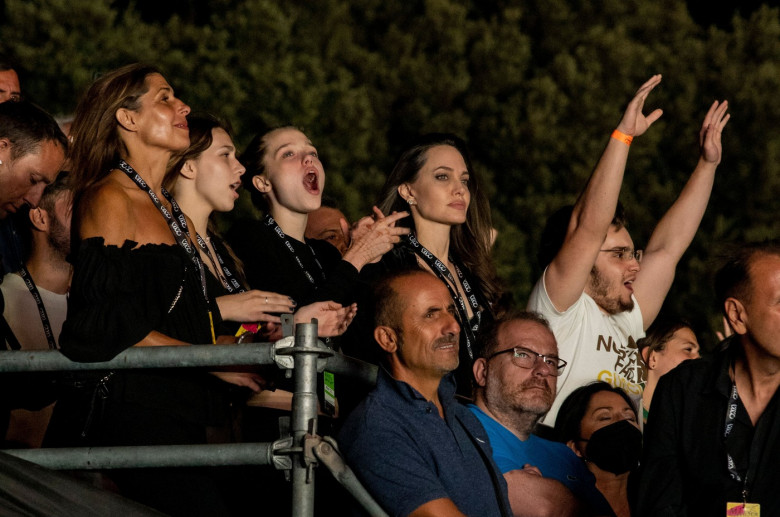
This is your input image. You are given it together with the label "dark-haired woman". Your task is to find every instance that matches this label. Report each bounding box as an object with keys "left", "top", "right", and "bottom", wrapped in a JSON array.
[
  {"left": 636, "top": 317, "right": 700, "bottom": 424},
  {"left": 555, "top": 382, "right": 642, "bottom": 517},
  {"left": 358, "top": 133, "right": 501, "bottom": 393},
  {"left": 45, "top": 64, "right": 251, "bottom": 515}
]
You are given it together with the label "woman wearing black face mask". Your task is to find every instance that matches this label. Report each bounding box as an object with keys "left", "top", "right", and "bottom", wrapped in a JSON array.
[{"left": 555, "top": 382, "right": 642, "bottom": 517}]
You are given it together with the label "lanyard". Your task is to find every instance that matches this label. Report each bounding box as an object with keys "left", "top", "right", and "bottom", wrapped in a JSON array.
[
  {"left": 406, "top": 233, "right": 483, "bottom": 360},
  {"left": 18, "top": 265, "right": 58, "bottom": 350},
  {"left": 263, "top": 213, "right": 326, "bottom": 288},
  {"left": 725, "top": 382, "right": 751, "bottom": 504},
  {"left": 194, "top": 232, "right": 244, "bottom": 294},
  {"left": 117, "top": 159, "right": 215, "bottom": 342}
]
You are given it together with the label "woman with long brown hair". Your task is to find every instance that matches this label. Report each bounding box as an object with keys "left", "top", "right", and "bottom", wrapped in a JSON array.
[
  {"left": 368, "top": 133, "right": 502, "bottom": 393},
  {"left": 46, "top": 64, "right": 255, "bottom": 515}
]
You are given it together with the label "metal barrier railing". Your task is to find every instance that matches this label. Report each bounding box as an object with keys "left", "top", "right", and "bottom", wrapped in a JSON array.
[{"left": 0, "top": 317, "right": 387, "bottom": 517}]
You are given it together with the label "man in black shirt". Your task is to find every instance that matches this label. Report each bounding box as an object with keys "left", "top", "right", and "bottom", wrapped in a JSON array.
[{"left": 637, "top": 240, "right": 780, "bottom": 516}]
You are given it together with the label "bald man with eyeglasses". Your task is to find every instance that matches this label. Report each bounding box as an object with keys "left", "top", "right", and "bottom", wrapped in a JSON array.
[{"left": 527, "top": 76, "right": 730, "bottom": 423}]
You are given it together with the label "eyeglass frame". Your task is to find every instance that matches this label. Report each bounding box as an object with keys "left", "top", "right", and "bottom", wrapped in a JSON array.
[
  {"left": 599, "top": 246, "right": 643, "bottom": 262},
  {"left": 486, "top": 346, "right": 568, "bottom": 376}
]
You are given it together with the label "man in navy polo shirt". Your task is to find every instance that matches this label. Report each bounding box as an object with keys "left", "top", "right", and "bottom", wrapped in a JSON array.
[{"left": 339, "top": 269, "right": 511, "bottom": 516}]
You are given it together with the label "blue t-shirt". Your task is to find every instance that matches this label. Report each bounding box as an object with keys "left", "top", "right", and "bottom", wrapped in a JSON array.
[
  {"left": 469, "top": 404, "right": 612, "bottom": 515},
  {"left": 338, "top": 370, "right": 511, "bottom": 516}
]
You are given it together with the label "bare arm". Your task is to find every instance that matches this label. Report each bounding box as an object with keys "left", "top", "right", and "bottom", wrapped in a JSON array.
[
  {"left": 545, "top": 76, "right": 664, "bottom": 312},
  {"left": 633, "top": 100, "right": 730, "bottom": 329},
  {"left": 504, "top": 468, "right": 581, "bottom": 517},
  {"left": 409, "top": 498, "right": 468, "bottom": 517}
]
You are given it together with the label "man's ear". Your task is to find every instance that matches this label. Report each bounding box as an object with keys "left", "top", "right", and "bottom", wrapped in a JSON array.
[
  {"left": 252, "top": 175, "right": 272, "bottom": 193},
  {"left": 115, "top": 108, "right": 138, "bottom": 132},
  {"left": 179, "top": 160, "right": 197, "bottom": 180},
  {"left": 374, "top": 325, "right": 398, "bottom": 354},
  {"left": 28, "top": 207, "right": 49, "bottom": 232},
  {"left": 724, "top": 298, "right": 747, "bottom": 335},
  {"left": 472, "top": 358, "right": 488, "bottom": 388}
]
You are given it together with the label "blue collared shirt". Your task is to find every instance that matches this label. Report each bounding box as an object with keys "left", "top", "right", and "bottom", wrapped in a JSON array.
[{"left": 338, "top": 369, "right": 510, "bottom": 516}]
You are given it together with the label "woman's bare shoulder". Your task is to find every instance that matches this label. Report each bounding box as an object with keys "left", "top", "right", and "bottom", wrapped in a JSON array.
[{"left": 78, "top": 172, "right": 137, "bottom": 244}]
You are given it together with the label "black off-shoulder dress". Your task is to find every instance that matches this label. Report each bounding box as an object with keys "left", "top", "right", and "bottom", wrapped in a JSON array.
[{"left": 46, "top": 238, "right": 234, "bottom": 516}]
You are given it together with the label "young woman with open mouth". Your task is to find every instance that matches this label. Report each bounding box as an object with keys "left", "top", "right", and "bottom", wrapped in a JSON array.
[
  {"left": 167, "top": 115, "right": 356, "bottom": 343},
  {"left": 227, "top": 126, "right": 409, "bottom": 337}
]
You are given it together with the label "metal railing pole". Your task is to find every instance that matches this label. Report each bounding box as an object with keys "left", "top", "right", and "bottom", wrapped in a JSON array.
[
  {"left": 0, "top": 343, "right": 276, "bottom": 372},
  {"left": 322, "top": 353, "right": 378, "bottom": 386},
  {"left": 5, "top": 442, "right": 275, "bottom": 469},
  {"left": 290, "top": 321, "right": 319, "bottom": 517}
]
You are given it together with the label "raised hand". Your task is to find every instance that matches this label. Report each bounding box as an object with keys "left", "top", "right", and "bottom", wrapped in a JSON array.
[
  {"left": 343, "top": 208, "right": 410, "bottom": 270},
  {"left": 699, "top": 100, "right": 730, "bottom": 165},
  {"left": 616, "top": 74, "right": 664, "bottom": 137},
  {"left": 349, "top": 208, "right": 380, "bottom": 245}
]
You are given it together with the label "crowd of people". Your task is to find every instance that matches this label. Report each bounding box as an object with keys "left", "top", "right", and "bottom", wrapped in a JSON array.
[{"left": 1, "top": 58, "right": 778, "bottom": 517}]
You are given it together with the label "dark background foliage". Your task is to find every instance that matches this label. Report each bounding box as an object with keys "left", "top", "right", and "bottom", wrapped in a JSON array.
[{"left": 2, "top": 0, "right": 778, "bottom": 349}]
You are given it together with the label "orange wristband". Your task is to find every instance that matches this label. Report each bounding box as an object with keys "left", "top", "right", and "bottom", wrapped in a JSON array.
[{"left": 611, "top": 129, "right": 633, "bottom": 146}]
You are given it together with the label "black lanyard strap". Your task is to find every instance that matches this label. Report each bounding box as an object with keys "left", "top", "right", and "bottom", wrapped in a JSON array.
[
  {"left": 406, "top": 233, "right": 483, "bottom": 360},
  {"left": 263, "top": 213, "right": 326, "bottom": 288},
  {"left": 725, "top": 383, "right": 742, "bottom": 483},
  {"left": 18, "top": 266, "right": 58, "bottom": 350},
  {"left": 117, "top": 160, "right": 215, "bottom": 342},
  {"left": 725, "top": 380, "right": 757, "bottom": 504},
  {"left": 194, "top": 232, "right": 244, "bottom": 293}
]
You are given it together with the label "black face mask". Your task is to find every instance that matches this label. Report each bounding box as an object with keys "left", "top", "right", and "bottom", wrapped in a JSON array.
[{"left": 581, "top": 419, "right": 642, "bottom": 474}]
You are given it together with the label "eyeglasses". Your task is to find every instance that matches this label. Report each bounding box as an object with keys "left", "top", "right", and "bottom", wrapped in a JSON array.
[
  {"left": 600, "top": 247, "right": 643, "bottom": 263},
  {"left": 487, "top": 346, "right": 568, "bottom": 376}
]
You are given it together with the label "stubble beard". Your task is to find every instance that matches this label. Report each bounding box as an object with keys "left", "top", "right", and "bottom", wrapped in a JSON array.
[
  {"left": 589, "top": 266, "right": 634, "bottom": 315},
  {"left": 47, "top": 216, "right": 71, "bottom": 260},
  {"left": 484, "top": 376, "right": 554, "bottom": 423}
]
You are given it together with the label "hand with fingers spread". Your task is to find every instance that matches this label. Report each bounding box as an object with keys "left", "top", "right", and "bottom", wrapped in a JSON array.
[
  {"left": 294, "top": 301, "right": 358, "bottom": 337},
  {"left": 699, "top": 100, "right": 730, "bottom": 165},
  {"left": 616, "top": 74, "right": 664, "bottom": 137},
  {"left": 343, "top": 207, "right": 410, "bottom": 270},
  {"left": 216, "top": 289, "right": 296, "bottom": 323}
]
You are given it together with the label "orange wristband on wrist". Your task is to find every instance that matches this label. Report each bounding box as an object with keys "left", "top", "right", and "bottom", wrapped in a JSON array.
[{"left": 611, "top": 129, "right": 633, "bottom": 146}]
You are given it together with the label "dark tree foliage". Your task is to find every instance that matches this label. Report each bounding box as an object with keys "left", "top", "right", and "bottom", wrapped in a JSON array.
[{"left": 2, "top": 0, "right": 778, "bottom": 347}]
